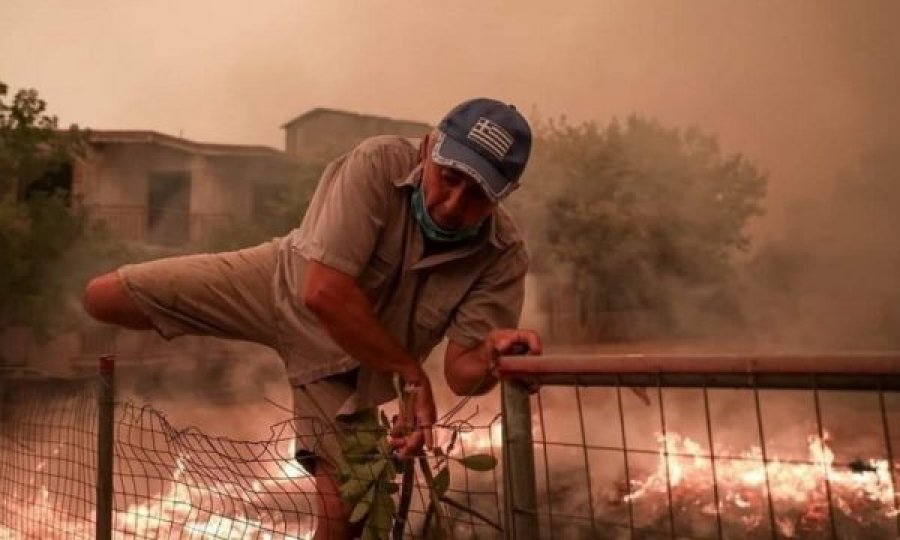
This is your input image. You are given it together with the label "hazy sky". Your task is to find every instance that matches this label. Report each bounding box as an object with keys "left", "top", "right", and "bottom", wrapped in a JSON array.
[{"left": 3, "top": 1, "right": 899, "bottom": 211}]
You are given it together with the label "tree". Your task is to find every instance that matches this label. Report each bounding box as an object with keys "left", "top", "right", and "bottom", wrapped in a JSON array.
[
  {"left": 511, "top": 116, "right": 767, "bottom": 338},
  {"left": 0, "top": 83, "right": 84, "bottom": 200},
  {"left": 0, "top": 81, "right": 130, "bottom": 332}
]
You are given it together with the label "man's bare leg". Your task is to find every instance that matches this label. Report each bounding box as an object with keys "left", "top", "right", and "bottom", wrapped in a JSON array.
[
  {"left": 85, "top": 274, "right": 357, "bottom": 537},
  {"left": 82, "top": 272, "right": 153, "bottom": 329},
  {"left": 313, "top": 463, "right": 354, "bottom": 539}
]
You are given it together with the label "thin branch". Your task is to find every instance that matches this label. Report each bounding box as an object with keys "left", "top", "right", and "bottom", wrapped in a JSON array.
[{"left": 392, "top": 459, "right": 415, "bottom": 540}]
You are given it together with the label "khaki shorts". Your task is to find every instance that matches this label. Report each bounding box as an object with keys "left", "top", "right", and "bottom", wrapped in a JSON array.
[
  {"left": 293, "top": 371, "right": 358, "bottom": 472},
  {"left": 117, "top": 240, "right": 356, "bottom": 469},
  {"left": 117, "top": 240, "right": 281, "bottom": 344}
]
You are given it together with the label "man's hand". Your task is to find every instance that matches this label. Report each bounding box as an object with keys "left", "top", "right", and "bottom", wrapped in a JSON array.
[
  {"left": 485, "top": 328, "right": 543, "bottom": 365},
  {"left": 443, "top": 328, "right": 543, "bottom": 397},
  {"left": 304, "top": 261, "right": 441, "bottom": 455},
  {"left": 389, "top": 374, "right": 437, "bottom": 457}
]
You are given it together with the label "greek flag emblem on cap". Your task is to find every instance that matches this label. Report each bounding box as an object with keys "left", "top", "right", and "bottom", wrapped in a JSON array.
[{"left": 467, "top": 117, "right": 515, "bottom": 160}]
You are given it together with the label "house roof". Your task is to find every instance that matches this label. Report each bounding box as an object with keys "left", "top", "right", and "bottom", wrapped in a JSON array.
[
  {"left": 88, "top": 130, "right": 297, "bottom": 161},
  {"left": 281, "top": 107, "right": 432, "bottom": 131}
]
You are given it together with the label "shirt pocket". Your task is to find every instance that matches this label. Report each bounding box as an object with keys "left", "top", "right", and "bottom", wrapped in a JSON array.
[
  {"left": 358, "top": 250, "right": 396, "bottom": 302},
  {"left": 413, "top": 271, "right": 474, "bottom": 348}
]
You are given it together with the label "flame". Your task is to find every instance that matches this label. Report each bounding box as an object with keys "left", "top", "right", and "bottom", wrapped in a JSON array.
[
  {"left": 2, "top": 445, "right": 317, "bottom": 539},
  {"left": 456, "top": 422, "right": 503, "bottom": 454},
  {"left": 625, "top": 431, "right": 898, "bottom": 537},
  {"left": 113, "top": 449, "right": 316, "bottom": 539},
  {"left": 11, "top": 417, "right": 898, "bottom": 539}
]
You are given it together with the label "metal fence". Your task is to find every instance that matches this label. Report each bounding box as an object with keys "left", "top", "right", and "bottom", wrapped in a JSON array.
[
  {"left": 5, "top": 353, "right": 899, "bottom": 539},
  {"left": 0, "top": 357, "right": 504, "bottom": 539},
  {"left": 496, "top": 352, "right": 900, "bottom": 539}
]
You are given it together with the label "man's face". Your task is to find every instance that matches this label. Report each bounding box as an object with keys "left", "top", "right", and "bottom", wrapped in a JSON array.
[{"left": 421, "top": 137, "right": 496, "bottom": 231}]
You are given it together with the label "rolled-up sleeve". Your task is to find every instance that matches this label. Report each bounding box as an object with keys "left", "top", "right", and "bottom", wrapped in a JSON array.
[
  {"left": 291, "top": 146, "right": 390, "bottom": 277},
  {"left": 446, "top": 246, "right": 529, "bottom": 348}
]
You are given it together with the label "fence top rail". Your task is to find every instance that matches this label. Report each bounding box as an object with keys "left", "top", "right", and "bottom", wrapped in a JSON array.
[{"left": 496, "top": 352, "right": 900, "bottom": 390}]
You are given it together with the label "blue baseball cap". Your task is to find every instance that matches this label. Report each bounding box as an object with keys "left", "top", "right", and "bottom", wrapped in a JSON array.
[{"left": 432, "top": 98, "right": 532, "bottom": 201}]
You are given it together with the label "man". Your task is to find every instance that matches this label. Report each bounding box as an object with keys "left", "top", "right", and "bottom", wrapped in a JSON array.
[{"left": 81, "top": 97, "right": 542, "bottom": 538}]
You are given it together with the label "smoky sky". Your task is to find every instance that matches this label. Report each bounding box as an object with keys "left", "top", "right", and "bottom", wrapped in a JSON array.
[{"left": 2, "top": 0, "right": 899, "bottom": 221}]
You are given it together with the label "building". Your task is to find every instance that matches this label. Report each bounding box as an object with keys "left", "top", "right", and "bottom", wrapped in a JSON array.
[
  {"left": 282, "top": 107, "right": 431, "bottom": 162},
  {"left": 74, "top": 130, "right": 303, "bottom": 247},
  {"left": 2, "top": 130, "right": 304, "bottom": 379}
]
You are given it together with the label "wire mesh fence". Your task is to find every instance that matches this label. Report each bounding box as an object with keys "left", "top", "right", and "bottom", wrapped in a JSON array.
[
  {"left": 0, "top": 359, "right": 505, "bottom": 539},
  {"left": 497, "top": 353, "right": 900, "bottom": 540},
  {"left": 0, "top": 373, "right": 100, "bottom": 538},
  {"left": 4, "top": 353, "right": 899, "bottom": 539}
]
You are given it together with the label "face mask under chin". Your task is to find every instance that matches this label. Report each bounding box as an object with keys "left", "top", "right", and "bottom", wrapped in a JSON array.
[{"left": 411, "top": 183, "right": 483, "bottom": 243}]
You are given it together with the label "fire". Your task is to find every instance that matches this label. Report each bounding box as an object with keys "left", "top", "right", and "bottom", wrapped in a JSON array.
[
  {"left": 625, "top": 431, "right": 897, "bottom": 537},
  {"left": 113, "top": 445, "right": 317, "bottom": 539},
  {"left": 2, "top": 441, "right": 318, "bottom": 539},
  {"left": 455, "top": 422, "right": 503, "bottom": 454}
]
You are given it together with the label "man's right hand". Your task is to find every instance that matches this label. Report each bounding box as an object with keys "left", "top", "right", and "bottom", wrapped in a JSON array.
[
  {"left": 390, "top": 372, "right": 437, "bottom": 457},
  {"left": 304, "top": 260, "right": 441, "bottom": 448}
]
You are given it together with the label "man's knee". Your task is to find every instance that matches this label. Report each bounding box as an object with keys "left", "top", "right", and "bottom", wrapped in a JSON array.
[{"left": 82, "top": 272, "right": 152, "bottom": 329}]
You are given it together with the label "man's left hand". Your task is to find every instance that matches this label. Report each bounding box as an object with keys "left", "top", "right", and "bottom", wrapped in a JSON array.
[{"left": 486, "top": 328, "right": 543, "bottom": 368}]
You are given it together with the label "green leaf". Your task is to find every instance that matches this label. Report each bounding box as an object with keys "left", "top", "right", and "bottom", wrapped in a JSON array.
[
  {"left": 361, "top": 524, "right": 386, "bottom": 540},
  {"left": 336, "top": 460, "right": 352, "bottom": 483},
  {"left": 455, "top": 454, "right": 498, "bottom": 472},
  {"left": 362, "top": 486, "right": 395, "bottom": 540},
  {"left": 432, "top": 467, "right": 450, "bottom": 498},
  {"left": 339, "top": 476, "right": 373, "bottom": 503},
  {"left": 347, "top": 457, "right": 387, "bottom": 482},
  {"left": 349, "top": 484, "right": 375, "bottom": 523},
  {"left": 340, "top": 428, "right": 380, "bottom": 457}
]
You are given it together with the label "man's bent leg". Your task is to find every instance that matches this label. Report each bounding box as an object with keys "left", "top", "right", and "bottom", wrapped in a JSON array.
[
  {"left": 82, "top": 272, "right": 154, "bottom": 330},
  {"left": 293, "top": 375, "right": 363, "bottom": 539},
  {"left": 312, "top": 462, "right": 352, "bottom": 539},
  {"left": 83, "top": 240, "right": 281, "bottom": 344}
]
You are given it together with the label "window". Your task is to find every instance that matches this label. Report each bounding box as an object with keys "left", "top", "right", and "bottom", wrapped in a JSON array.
[{"left": 147, "top": 172, "right": 190, "bottom": 246}]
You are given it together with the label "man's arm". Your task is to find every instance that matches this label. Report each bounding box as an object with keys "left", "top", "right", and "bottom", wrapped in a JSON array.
[
  {"left": 303, "top": 259, "right": 435, "bottom": 453},
  {"left": 443, "top": 329, "right": 543, "bottom": 396},
  {"left": 440, "top": 239, "right": 537, "bottom": 396},
  {"left": 303, "top": 260, "right": 424, "bottom": 382}
]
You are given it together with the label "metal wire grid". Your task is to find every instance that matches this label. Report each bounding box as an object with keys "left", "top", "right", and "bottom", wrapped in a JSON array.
[
  {"left": 0, "top": 376, "right": 100, "bottom": 538},
  {"left": 111, "top": 404, "right": 317, "bottom": 539},
  {"left": 394, "top": 414, "right": 506, "bottom": 539},
  {"left": 523, "top": 379, "right": 900, "bottom": 540},
  {"left": 112, "top": 406, "right": 506, "bottom": 539},
  {"left": 0, "top": 373, "right": 507, "bottom": 539}
]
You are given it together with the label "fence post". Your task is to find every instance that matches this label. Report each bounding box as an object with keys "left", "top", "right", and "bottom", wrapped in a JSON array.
[
  {"left": 96, "top": 355, "right": 115, "bottom": 540},
  {"left": 501, "top": 379, "right": 539, "bottom": 540}
]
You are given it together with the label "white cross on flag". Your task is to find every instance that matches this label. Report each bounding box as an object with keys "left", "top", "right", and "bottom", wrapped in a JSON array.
[{"left": 467, "top": 117, "right": 514, "bottom": 160}]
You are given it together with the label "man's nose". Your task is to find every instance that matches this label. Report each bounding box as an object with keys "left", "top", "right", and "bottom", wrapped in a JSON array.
[{"left": 442, "top": 185, "right": 467, "bottom": 213}]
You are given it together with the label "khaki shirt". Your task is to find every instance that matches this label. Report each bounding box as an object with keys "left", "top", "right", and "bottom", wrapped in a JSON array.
[{"left": 273, "top": 135, "right": 529, "bottom": 412}]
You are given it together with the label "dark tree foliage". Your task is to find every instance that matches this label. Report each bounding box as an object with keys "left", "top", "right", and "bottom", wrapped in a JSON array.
[
  {"left": 0, "top": 81, "right": 130, "bottom": 332},
  {"left": 511, "top": 116, "right": 767, "bottom": 336},
  {"left": 0, "top": 83, "right": 84, "bottom": 200}
]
